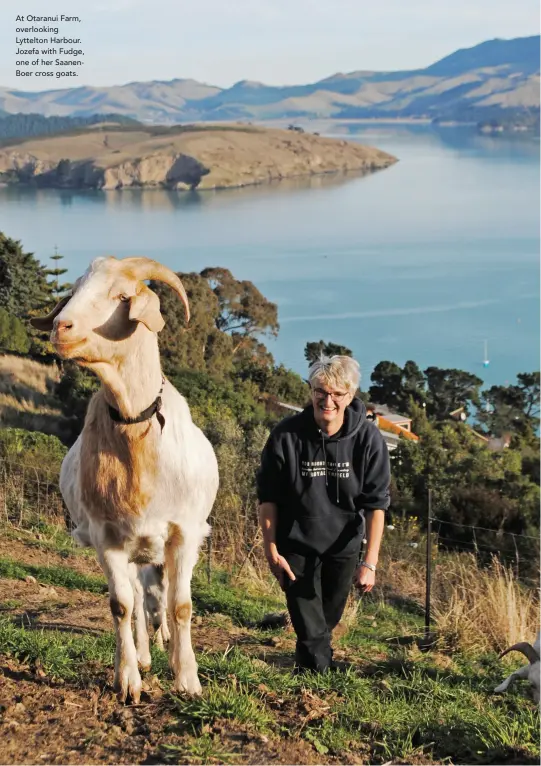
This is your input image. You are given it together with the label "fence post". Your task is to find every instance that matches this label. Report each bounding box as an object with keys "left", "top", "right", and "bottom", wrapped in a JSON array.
[
  {"left": 206, "top": 529, "right": 212, "bottom": 585},
  {"left": 511, "top": 534, "right": 519, "bottom": 579},
  {"left": 424, "top": 488, "right": 432, "bottom": 641}
]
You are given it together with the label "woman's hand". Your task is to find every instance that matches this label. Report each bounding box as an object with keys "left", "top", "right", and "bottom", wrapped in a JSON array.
[
  {"left": 354, "top": 563, "right": 376, "bottom": 593},
  {"left": 266, "top": 548, "right": 296, "bottom": 591}
]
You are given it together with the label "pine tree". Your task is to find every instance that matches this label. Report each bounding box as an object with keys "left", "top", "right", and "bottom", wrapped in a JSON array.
[{"left": 45, "top": 245, "right": 71, "bottom": 300}]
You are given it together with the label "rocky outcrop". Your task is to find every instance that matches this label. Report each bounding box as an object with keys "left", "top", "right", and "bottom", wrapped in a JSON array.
[
  {"left": 0, "top": 126, "right": 397, "bottom": 190},
  {"left": 101, "top": 153, "right": 210, "bottom": 190}
]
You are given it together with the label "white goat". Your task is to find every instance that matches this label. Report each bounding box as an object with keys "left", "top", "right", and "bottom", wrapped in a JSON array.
[
  {"left": 494, "top": 631, "right": 540, "bottom": 703},
  {"left": 31, "top": 256, "right": 219, "bottom": 702}
]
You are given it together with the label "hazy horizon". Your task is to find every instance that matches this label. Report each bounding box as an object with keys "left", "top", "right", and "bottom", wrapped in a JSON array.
[{"left": 1, "top": 0, "right": 538, "bottom": 92}]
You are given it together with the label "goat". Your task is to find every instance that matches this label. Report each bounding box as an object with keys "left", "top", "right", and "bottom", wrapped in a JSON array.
[
  {"left": 494, "top": 631, "right": 540, "bottom": 703},
  {"left": 31, "top": 256, "right": 219, "bottom": 702}
]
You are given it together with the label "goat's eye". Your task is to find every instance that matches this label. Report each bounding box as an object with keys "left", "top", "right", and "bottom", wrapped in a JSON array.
[{"left": 119, "top": 294, "right": 130, "bottom": 302}]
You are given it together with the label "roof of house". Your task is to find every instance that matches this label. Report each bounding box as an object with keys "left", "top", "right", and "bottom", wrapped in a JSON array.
[
  {"left": 376, "top": 415, "right": 419, "bottom": 442},
  {"left": 367, "top": 403, "right": 412, "bottom": 425}
]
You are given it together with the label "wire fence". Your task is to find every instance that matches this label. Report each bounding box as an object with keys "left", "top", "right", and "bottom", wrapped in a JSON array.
[
  {"left": 0, "top": 459, "right": 64, "bottom": 528},
  {"left": 1, "top": 457, "right": 539, "bottom": 615}
]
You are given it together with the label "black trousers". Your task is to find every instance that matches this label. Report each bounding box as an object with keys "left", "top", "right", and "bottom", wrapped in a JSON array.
[{"left": 282, "top": 536, "right": 361, "bottom": 672}]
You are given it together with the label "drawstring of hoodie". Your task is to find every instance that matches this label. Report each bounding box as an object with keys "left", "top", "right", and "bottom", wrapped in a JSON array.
[
  {"left": 320, "top": 430, "right": 328, "bottom": 487},
  {"left": 320, "top": 430, "right": 341, "bottom": 503},
  {"left": 336, "top": 440, "right": 340, "bottom": 503}
]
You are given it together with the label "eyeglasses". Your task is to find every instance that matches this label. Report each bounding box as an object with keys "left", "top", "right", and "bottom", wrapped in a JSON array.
[{"left": 312, "top": 387, "right": 349, "bottom": 402}]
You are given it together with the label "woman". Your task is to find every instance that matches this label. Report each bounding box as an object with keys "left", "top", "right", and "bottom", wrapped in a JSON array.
[{"left": 257, "top": 355, "right": 390, "bottom": 673}]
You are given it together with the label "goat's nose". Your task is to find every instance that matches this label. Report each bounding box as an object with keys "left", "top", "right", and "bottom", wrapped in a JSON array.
[{"left": 55, "top": 319, "right": 74, "bottom": 336}]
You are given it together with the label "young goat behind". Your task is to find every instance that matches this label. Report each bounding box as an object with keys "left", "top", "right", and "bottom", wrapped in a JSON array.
[
  {"left": 32, "top": 256, "right": 219, "bottom": 702},
  {"left": 494, "top": 631, "right": 540, "bottom": 704}
]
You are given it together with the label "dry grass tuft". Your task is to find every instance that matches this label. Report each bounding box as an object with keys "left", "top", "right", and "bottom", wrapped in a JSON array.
[{"left": 431, "top": 553, "right": 539, "bottom": 654}]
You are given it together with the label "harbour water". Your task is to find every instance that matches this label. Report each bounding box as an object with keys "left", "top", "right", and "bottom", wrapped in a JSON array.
[{"left": 1, "top": 123, "right": 539, "bottom": 389}]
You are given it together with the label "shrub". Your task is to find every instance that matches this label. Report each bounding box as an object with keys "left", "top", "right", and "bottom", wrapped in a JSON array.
[{"left": 0, "top": 308, "right": 30, "bottom": 353}]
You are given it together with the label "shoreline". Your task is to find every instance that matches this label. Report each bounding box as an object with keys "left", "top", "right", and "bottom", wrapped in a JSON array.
[{"left": 0, "top": 163, "right": 392, "bottom": 193}]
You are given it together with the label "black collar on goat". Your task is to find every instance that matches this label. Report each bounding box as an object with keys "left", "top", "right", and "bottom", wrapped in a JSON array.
[{"left": 108, "top": 377, "right": 166, "bottom": 431}]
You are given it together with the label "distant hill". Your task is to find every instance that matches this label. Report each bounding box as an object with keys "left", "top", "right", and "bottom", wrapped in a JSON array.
[{"left": 0, "top": 36, "right": 538, "bottom": 126}]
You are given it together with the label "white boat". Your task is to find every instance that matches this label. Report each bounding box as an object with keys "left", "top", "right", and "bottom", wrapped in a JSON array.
[{"left": 483, "top": 339, "right": 490, "bottom": 367}]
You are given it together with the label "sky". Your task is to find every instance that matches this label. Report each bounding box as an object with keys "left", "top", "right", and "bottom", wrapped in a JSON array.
[{"left": 1, "top": 0, "right": 539, "bottom": 91}]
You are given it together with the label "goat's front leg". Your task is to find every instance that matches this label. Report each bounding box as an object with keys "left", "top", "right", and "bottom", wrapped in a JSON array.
[
  {"left": 130, "top": 563, "right": 151, "bottom": 671},
  {"left": 165, "top": 527, "right": 202, "bottom": 695},
  {"left": 102, "top": 549, "right": 142, "bottom": 703}
]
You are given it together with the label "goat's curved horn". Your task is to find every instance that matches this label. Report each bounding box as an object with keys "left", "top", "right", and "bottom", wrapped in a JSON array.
[
  {"left": 29, "top": 294, "right": 72, "bottom": 331},
  {"left": 123, "top": 257, "right": 190, "bottom": 323},
  {"left": 499, "top": 642, "right": 540, "bottom": 664}
]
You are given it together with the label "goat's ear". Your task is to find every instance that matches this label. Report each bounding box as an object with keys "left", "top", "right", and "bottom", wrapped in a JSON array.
[
  {"left": 30, "top": 295, "right": 71, "bottom": 331},
  {"left": 129, "top": 285, "right": 165, "bottom": 333}
]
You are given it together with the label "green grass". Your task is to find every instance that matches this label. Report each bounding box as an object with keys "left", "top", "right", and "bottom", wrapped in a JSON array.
[
  {"left": 311, "top": 664, "right": 541, "bottom": 763},
  {"left": 192, "top": 570, "right": 283, "bottom": 627},
  {"left": 0, "top": 616, "right": 115, "bottom": 680},
  {"left": 340, "top": 600, "right": 426, "bottom": 653},
  {"left": 160, "top": 730, "right": 241, "bottom": 764},
  {"left": 171, "top": 681, "right": 272, "bottom": 731},
  {"left": 0, "top": 556, "right": 107, "bottom": 593}
]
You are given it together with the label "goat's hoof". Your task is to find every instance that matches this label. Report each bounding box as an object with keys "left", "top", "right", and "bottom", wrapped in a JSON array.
[
  {"left": 173, "top": 672, "right": 202, "bottom": 696},
  {"left": 114, "top": 666, "right": 142, "bottom": 704},
  {"left": 137, "top": 652, "right": 152, "bottom": 672}
]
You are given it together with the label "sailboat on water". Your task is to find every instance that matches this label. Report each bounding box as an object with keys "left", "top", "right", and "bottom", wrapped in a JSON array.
[{"left": 482, "top": 340, "right": 490, "bottom": 368}]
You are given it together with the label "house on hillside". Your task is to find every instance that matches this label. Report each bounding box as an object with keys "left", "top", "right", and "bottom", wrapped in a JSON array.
[{"left": 365, "top": 403, "right": 419, "bottom": 451}]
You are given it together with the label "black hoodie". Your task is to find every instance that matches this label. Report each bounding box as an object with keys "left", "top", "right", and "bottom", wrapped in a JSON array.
[{"left": 257, "top": 398, "right": 390, "bottom": 554}]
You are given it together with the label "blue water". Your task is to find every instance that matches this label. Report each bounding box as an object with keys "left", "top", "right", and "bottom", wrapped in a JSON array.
[{"left": 1, "top": 124, "right": 539, "bottom": 388}]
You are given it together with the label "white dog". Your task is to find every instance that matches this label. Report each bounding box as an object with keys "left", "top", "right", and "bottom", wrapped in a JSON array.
[{"left": 494, "top": 631, "right": 540, "bottom": 703}]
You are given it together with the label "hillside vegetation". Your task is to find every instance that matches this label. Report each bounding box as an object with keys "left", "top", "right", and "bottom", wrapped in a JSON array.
[{"left": 0, "top": 112, "right": 138, "bottom": 142}]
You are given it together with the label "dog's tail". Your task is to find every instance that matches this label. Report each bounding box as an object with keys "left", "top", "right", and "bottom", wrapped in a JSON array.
[{"left": 499, "top": 641, "right": 540, "bottom": 664}]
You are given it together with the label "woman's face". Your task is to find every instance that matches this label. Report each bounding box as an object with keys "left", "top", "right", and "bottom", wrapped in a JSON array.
[{"left": 310, "top": 378, "right": 353, "bottom": 432}]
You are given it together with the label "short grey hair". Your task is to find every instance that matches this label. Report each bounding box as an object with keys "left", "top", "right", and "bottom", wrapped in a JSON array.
[{"left": 308, "top": 355, "right": 361, "bottom": 393}]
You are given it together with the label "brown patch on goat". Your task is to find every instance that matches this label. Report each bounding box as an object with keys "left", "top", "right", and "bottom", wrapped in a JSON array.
[
  {"left": 167, "top": 523, "right": 184, "bottom": 548},
  {"left": 110, "top": 598, "right": 126, "bottom": 620},
  {"left": 80, "top": 391, "right": 159, "bottom": 521},
  {"left": 174, "top": 602, "right": 192, "bottom": 623}
]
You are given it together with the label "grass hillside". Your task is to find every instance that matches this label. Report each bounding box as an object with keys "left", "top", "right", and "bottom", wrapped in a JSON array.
[
  {"left": 0, "top": 355, "right": 70, "bottom": 438},
  {"left": 0, "top": 523, "right": 538, "bottom": 765}
]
